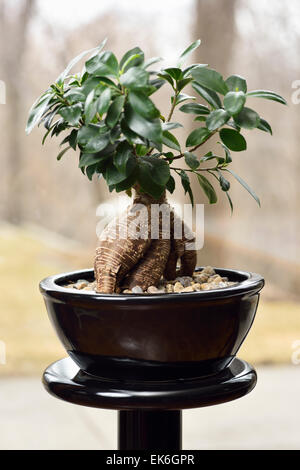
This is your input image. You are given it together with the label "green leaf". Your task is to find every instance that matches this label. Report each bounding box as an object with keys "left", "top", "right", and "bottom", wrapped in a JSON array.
[
  {"left": 192, "top": 82, "right": 222, "bottom": 109},
  {"left": 217, "top": 171, "right": 230, "bottom": 191},
  {"left": 191, "top": 67, "right": 228, "bottom": 95},
  {"left": 206, "top": 109, "right": 230, "bottom": 131},
  {"left": 84, "top": 90, "right": 96, "bottom": 124},
  {"left": 120, "top": 66, "right": 148, "bottom": 89},
  {"left": 166, "top": 175, "right": 175, "bottom": 194},
  {"left": 128, "top": 90, "right": 160, "bottom": 119},
  {"left": 105, "top": 95, "right": 125, "bottom": 128},
  {"left": 120, "top": 118, "right": 141, "bottom": 144},
  {"left": 223, "top": 91, "right": 246, "bottom": 115},
  {"left": 157, "top": 71, "right": 174, "bottom": 88},
  {"left": 124, "top": 104, "right": 162, "bottom": 147},
  {"left": 26, "top": 93, "right": 53, "bottom": 134},
  {"left": 113, "top": 141, "right": 136, "bottom": 176},
  {"left": 163, "top": 68, "right": 183, "bottom": 81},
  {"left": 219, "top": 128, "right": 247, "bottom": 152},
  {"left": 247, "top": 90, "right": 287, "bottom": 105},
  {"left": 162, "top": 131, "right": 181, "bottom": 151},
  {"left": 77, "top": 124, "right": 110, "bottom": 153},
  {"left": 79, "top": 150, "right": 110, "bottom": 168},
  {"left": 69, "top": 129, "right": 78, "bottom": 150},
  {"left": 220, "top": 142, "right": 232, "bottom": 163},
  {"left": 172, "top": 93, "right": 196, "bottom": 105},
  {"left": 257, "top": 118, "right": 272, "bottom": 135},
  {"left": 225, "top": 75, "right": 247, "bottom": 93},
  {"left": 56, "top": 39, "right": 107, "bottom": 84},
  {"left": 59, "top": 103, "right": 82, "bottom": 125},
  {"left": 105, "top": 161, "right": 129, "bottom": 185},
  {"left": 162, "top": 122, "right": 183, "bottom": 131},
  {"left": 135, "top": 144, "right": 149, "bottom": 156},
  {"left": 177, "top": 39, "right": 201, "bottom": 67},
  {"left": 57, "top": 146, "right": 71, "bottom": 161},
  {"left": 120, "top": 47, "right": 144, "bottom": 72},
  {"left": 225, "top": 168, "right": 260, "bottom": 206},
  {"left": 85, "top": 50, "right": 119, "bottom": 77},
  {"left": 138, "top": 156, "right": 170, "bottom": 198},
  {"left": 143, "top": 57, "right": 163, "bottom": 69},
  {"left": 184, "top": 151, "right": 199, "bottom": 170},
  {"left": 186, "top": 127, "right": 210, "bottom": 147},
  {"left": 225, "top": 192, "right": 234, "bottom": 214},
  {"left": 177, "top": 78, "right": 193, "bottom": 92},
  {"left": 194, "top": 116, "right": 206, "bottom": 122},
  {"left": 96, "top": 88, "right": 111, "bottom": 115},
  {"left": 179, "top": 103, "right": 210, "bottom": 115},
  {"left": 197, "top": 174, "right": 217, "bottom": 204},
  {"left": 179, "top": 170, "right": 194, "bottom": 206},
  {"left": 234, "top": 107, "right": 260, "bottom": 129}
]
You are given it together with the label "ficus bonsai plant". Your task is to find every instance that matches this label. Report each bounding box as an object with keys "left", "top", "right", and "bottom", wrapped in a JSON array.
[{"left": 26, "top": 38, "right": 286, "bottom": 295}]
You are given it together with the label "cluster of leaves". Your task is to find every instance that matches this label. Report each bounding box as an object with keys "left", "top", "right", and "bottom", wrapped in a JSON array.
[{"left": 26, "top": 38, "right": 286, "bottom": 209}]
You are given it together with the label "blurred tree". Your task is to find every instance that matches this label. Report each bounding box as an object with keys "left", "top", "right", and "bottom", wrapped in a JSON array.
[{"left": 0, "top": 0, "right": 36, "bottom": 224}]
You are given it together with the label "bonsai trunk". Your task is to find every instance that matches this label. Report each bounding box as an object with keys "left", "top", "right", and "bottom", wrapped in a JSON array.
[{"left": 94, "top": 187, "right": 197, "bottom": 293}]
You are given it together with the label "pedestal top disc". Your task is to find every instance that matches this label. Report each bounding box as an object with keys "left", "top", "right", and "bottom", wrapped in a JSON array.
[{"left": 43, "top": 357, "right": 256, "bottom": 410}]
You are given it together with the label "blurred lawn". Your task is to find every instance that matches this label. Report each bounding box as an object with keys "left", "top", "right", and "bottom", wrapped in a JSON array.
[{"left": 0, "top": 225, "right": 299, "bottom": 376}]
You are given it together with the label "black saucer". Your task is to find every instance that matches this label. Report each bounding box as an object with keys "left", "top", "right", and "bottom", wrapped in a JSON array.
[{"left": 43, "top": 356, "right": 256, "bottom": 411}]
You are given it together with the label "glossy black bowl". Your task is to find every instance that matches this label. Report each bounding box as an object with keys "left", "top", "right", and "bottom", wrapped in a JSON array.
[{"left": 40, "top": 267, "right": 264, "bottom": 380}]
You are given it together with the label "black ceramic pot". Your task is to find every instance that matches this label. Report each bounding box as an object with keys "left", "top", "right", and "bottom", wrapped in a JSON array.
[{"left": 40, "top": 267, "right": 264, "bottom": 381}]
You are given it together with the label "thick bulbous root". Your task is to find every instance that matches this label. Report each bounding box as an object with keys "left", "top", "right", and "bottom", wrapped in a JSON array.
[{"left": 94, "top": 191, "right": 197, "bottom": 293}]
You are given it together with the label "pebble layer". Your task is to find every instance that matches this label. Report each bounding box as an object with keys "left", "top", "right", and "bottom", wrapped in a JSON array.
[{"left": 63, "top": 266, "right": 238, "bottom": 294}]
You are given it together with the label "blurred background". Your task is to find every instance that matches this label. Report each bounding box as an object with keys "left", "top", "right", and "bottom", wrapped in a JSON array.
[{"left": 0, "top": 0, "right": 299, "bottom": 450}]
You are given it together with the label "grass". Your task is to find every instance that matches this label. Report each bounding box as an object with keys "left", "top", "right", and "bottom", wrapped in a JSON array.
[{"left": 0, "top": 224, "right": 299, "bottom": 376}]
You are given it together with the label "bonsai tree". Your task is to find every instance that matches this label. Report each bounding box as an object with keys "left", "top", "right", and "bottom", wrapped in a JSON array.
[{"left": 26, "top": 39, "right": 286, "bottom": 293}]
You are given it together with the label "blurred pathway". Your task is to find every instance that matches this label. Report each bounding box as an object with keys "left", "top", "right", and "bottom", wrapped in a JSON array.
[{"left": 0, "top": 365, "right": 299, "bottom": 450}]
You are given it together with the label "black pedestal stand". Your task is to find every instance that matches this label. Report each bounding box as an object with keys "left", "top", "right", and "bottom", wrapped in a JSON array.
[{"left": 43, "top": 357, "right": 256, "bottom": 450}]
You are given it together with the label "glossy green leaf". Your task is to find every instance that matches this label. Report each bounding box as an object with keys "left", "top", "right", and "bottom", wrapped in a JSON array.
[
  {"left": 192, "top": 82, "right": 222, "bottom": 109},
  {"left": 184, "top": 151, "right": 199, "bottom": 170},
  {"left": 77, "top": 124, "right": 110, "bottom": 153},
  {"left": 85, "top": 51, "right": 119, "bottom": 77},
  {"left": 56, "top": 146, "right": 71, "bottom": 161},
  {"left": 206, "top": 109, "right": 230, "bottom": 131},
  {"left": 177, "top": 39, "right": 201, "bottom": 67},
  {"left": 138, "top": 156, "right": 170, "bottom": 198},
  {"left": 113, "top": 141, "right": 136, "bottom": 175},
  {"left": 57, "top": 39, "right": 107, "bottom": 84},
  {"left": 162, "top": 131, "right": 181, "bottom": 151},
  {"left": 257, "top": 118, "right": 272, "bottom": 135},
  {"left": 59, "top": 103, "right": 82, "bottom": 125},
  {"left": 234, "top": 107, "right": 260, "bottom": 129},
  {"left": 172, "top": 93, "right": 196, "bottom": 105},
  {"left": 180, "top": 170, "right": 194, "bottom": 206},
  {"left": 120, "top": 47, "right": 144, "bottom": 72},
  {"left": 166, "top": 175, "right": 175, "bottom": 194},
  {"left": 26, "top": 93, "right": 53, "bottom": 134},
  {"left": 197, "top": 174, "right": 217, "bottom": 204},
  {"left": 84, "top": 90, "right": 97, "bottom": 124},
  {"left": 124, "top": 104, "right": 162, "bottom": 147},
  {"left": 157, "top": 71, "right": 174, "bottom": 88},
  {"left": 191, "top": 67, "right": 228, "bottom": 95},
  {"left": 219, "top": 128, "right": 247, "bottom": 152},
  {"left": 96, "top": 88, "right": 111, "bottom": 115},
  {"left": 217, "top": 171, "right": 230, "bottom": 191},
  {"left": 247, "top": 90, "right": 287, "bottom": 105},
  {"left": 128, "top": 90, "right": 160, "bottom": 119},
  {"left": 177, "top": 78, "right": 193, "bottom": 92},
  {"left": 143, "top": 57, "right": 163, "bottom": 69},
  {"left": 186, "top": 127, "right": 210, "bottom": 147},
  {"left": 105, "top": 95, "right": 125, "bottom": 128},
  {"left": 179, "top": 103, "right": 210, "bottom": 115},
  {"left": 223, "top": 91, "right": 246, "bottom": 115},
  {"left": 225, "top": 168, "right": 260, "bottom": 206},
  {"left": 225, "top": 74, "right": 247, "bottom": 93},
  {"left": 120, "top": 66, "right": 148, "bottom": 89},
  {"left": 162, "top": 122, "right": 183, "bottom": 131},
  {"left": 163, "top": 68, "right": 183, "bottom": 81}
]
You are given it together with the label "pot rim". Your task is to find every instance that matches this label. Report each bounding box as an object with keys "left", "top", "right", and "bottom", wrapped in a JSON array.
[{"left": 40, "top": 267, "right": 264, "bottom": 303}]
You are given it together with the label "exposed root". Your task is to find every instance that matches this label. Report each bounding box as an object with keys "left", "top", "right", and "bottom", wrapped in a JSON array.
[{"left": 94, "top": 189, "right": 197, "bottom": 293}]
